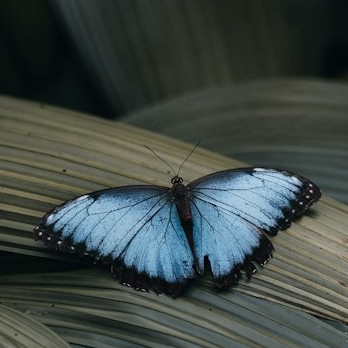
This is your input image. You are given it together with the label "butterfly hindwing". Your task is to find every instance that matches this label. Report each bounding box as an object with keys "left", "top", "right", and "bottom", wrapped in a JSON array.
[
  {"left": 188, "top": 168, "right": 320, "bottom": 287},
  {"left": 34, "top": 186, "right": 195, "bottom": 296}
]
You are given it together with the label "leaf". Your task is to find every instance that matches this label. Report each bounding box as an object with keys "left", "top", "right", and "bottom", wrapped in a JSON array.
[
  {"left": 0, "top": 304, "right": 69, "bottom": 348},
  {"left": 0, "top": 94, "right": 347, "bottom": 347}
]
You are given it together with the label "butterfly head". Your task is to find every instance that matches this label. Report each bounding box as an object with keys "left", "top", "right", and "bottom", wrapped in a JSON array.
[
  {"left": 171, "top": 176, "right": 184, "bottom": 185},
  {"left": 171, "top": 176, "right": 187, "bottom": 198}
]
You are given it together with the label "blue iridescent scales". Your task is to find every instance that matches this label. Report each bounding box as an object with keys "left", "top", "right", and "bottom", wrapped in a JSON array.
[{"left": 34, "top": 167, "right": 321, "bottom": 297}]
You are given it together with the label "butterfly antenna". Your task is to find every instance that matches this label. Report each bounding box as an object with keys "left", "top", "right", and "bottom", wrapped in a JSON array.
[
  {"left": 177, "top": 141, "right": 201, "bottom": 177},
  {"left": 143, "top": 145, "right": 176, "bottom": 176}
]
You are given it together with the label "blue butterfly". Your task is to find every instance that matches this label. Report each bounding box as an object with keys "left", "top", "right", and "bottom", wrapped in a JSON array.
[{"left": 34, "top": 167, "right": 320, "bottom": 296}]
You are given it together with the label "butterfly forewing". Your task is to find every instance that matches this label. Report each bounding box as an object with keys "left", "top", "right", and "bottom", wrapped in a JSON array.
[
  {"left": 34, "top": 186, "right": 195, "bottom": 295},
  {"left": 188, "top": 168, "right": 320, "bottom": 287}
]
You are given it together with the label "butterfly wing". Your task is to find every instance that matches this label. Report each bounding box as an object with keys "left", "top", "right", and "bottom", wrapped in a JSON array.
[
  {"left": 188, "top": 167, "right": 321, "bottom": 287},
  {"left": 34, "top": 186, "right": 195, "bottom": 296}
]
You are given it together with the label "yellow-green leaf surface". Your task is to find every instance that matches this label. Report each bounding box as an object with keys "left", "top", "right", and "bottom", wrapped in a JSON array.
[
  {"left": 0, "top": 94, "right": 347, "bottom": 347},
  {"left": 0, "top": 304, "right": 70, "bottom": 348},
  {"left": 124, "top": 79, "right": 348, "bottom": 204}
]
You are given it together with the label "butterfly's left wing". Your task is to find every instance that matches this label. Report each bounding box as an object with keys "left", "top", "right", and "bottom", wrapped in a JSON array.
[
  {"left": 188, "top": 168, "right": 321, "bottom": 288},
  {"left": 34, "top": 186, "right": 195, "bottom": 296}
]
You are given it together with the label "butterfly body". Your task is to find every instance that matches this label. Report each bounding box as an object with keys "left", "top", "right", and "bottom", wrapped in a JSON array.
[
  {"left": 34, "top": 167, "right": 320, "bottom": 297},
  {"left": 171, "top": 176, "right": 193, "bottom": 222}
]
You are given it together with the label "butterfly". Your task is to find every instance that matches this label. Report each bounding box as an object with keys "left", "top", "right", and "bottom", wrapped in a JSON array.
[{"left": 34, "top": 166, "right": 320, "bottom": 297}]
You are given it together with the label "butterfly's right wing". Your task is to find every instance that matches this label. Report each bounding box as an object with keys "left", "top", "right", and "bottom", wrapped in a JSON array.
[
  {"left": 34, "top": 186, "right": 195, "bottom": 296},
  {"left": 188, "top": 168, "right": 320, "bottom": 288}
]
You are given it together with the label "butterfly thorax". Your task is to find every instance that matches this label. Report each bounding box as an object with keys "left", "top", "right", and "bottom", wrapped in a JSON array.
[{"left": 171, "top": 176, "right": 192, "bottom": 222}]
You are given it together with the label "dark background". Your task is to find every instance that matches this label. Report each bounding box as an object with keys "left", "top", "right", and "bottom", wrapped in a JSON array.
[
  {"left": 0, "top": 1, "right": 111, "bottom": 116},
  {"left": 0, "top": 0, "right": 347, "bottom": 119}
]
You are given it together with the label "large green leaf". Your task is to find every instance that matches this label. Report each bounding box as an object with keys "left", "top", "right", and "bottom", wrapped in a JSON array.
[{"left": 0, "top": 94, "right": 347, "bottom": 347}]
